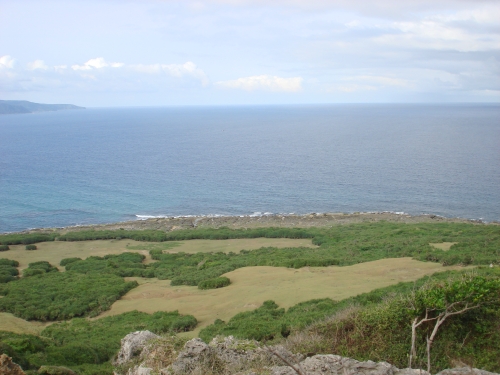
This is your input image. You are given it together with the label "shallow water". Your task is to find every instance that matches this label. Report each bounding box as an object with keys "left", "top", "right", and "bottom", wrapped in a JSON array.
[{"left": 1, "top": 104, "right": 499, "bottom": 232}]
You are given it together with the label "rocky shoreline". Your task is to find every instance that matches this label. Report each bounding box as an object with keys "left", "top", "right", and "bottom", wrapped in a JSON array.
[
  {"left": 24, "top": 212, "right": 494, "bottom": 235},
  {"left": 17, "top": 211, "right": 495, "bottom": 236}
]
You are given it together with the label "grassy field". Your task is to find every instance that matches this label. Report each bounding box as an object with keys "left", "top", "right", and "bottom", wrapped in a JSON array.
[
  {"left": 0, "top": 312, "right": 50, "bottom": 334},
  {"left": 97, "top": 257, "right": 466, "bottom": 336},
  {"left": 2, "top": 238, "right": 316, "bottom": 270}
]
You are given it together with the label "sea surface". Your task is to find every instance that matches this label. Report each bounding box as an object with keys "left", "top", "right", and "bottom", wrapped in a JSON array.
[{"left": 0, "top": 104, "right": 499, "bottom": 233}]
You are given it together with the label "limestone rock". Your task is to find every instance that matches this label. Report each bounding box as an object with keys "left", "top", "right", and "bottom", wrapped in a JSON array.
[
  {"left": 168, "top": 338, "right": 210, "bottom": 374},
  {"left": 113, "top": 332, "right": 500, "bottom": 375},
  {"left": 436, "top": 369, "right": 499, "bottom": 375},
  {"left": 270, "top": 354, "right": 433, "bottom": 375},
  {"left": 114, "top": 330, "right": 160, "bottom": 365},
  {"left": 0, "top": 354, "right": 25, "bottom": 375},
  {"left": 125, "top": 365, "right": 152, "bottom": 375}
]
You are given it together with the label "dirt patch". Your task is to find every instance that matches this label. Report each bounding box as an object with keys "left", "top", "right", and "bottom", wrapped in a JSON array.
[{"left": 429, "top": 242, "right": 458, "bottom": 251}]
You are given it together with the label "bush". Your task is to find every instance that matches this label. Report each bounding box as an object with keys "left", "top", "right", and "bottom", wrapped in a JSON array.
[
  {"left": 0, "top": 259, "right": 19, "bottom": 284},
  {"left": 198, "top": 277, "right": 231, "bottom": 290},
  {"left": 25, "top": 244, "right": 37, "bottom": 250},
  {"left": 0, "top": 245, "right": 10, "bottom": 251},
  {"left": 22, "top": 261, "right": 59, "bottom": 276},
  {"left": 60, "top": 258, "right": 82, "bottom": 267},
  {"left": 0, "top": 259, "right": 19, "bottom": 267}
]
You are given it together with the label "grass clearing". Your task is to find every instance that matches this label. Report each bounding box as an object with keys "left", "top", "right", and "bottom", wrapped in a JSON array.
[
  {"left": 429, "top": 242, "right": 458, "bottom": 251},
  {"left": 97, "top": 258, "right": 466, "bottom": 336},
  {"left": 2, "top": 238, "right": 316, "bottom": 270},
  {"left": 0, "top": 312, "right": 50, "bottom": 334}
]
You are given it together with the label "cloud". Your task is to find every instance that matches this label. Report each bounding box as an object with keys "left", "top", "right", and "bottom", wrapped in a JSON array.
[
  {"left": 216, "top": 75, "right": 303, "bottom": 92},
  {"left": 71, "top": 57, "right": 124, "bottom": 71},
  {"left": 0, "top": 55, "right": 15, "bottom": 69},
  {"left": 130, "top": 61, "right": 209, "bottom": 85},
  {"left": 27, "top": 60, "right": 48, "bottom": 70}
]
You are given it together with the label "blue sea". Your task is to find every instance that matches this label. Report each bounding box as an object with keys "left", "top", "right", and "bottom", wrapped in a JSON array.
[{"left": 0, "top": 104, "right": 499, "bottom": 233}]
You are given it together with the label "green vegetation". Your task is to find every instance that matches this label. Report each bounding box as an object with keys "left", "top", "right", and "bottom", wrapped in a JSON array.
[
  {"left": 0, "top": 233, "right": 57, "bottom": 246},
  {"left": 0, "top": 310, "right": 196, "bottom": 375},
  {"left": 22, "top": 261, "right": 59, "bottom": 277},
  {"left": 64, "top": 252, "right": 154, "bottom": 277},
  {"left": 25, "top": 244, "right": 37, "bottom": 250},
  {"left": 198, "top": 276, "right": 231, "bottom": 290},
  {"left": 0, "top": 245, "right": 10, "bottom": 251},
  {"left": 0, "top": 273, "right": 138, "bottom": 321},
  {"left": 199, "top": 298, "right": 338, "bottom": 342},
  {"left": 0, "top": 259, "right": 19, "bottom": 283},
  {"left": 59, "top": 257, "right": 82, "bottom": 267}
]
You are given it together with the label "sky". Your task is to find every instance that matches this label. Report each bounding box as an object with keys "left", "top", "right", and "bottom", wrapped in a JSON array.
[{"left": 1, "top": 0, "right": 499, "bottom": 106}]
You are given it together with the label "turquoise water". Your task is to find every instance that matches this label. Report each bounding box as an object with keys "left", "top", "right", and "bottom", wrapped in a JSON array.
[{"left": 0, "top": 104, "right": 499, "bottom": 232}]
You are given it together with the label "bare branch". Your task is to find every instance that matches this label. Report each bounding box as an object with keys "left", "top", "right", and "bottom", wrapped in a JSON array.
[{"left": 264, "top": 346, "right": 308, "bottom": 375}]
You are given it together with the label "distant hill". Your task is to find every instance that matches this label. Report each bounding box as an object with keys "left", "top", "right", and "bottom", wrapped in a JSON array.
[{"left": 0, "top": 100, "right": 85, "bottom": 115}]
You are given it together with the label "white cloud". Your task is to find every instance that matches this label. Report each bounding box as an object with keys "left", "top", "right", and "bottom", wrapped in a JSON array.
[
  {"left": 27, "top": 60, "right": 48, "bottom": 70},
  {"left": 0, "top": 55, "right": 15, "bottom": 69},
  {"left": 71, "top": 57, "right": 124, "bottom": 71},
  {"left": 216, "top": 75, "right": 303, "bottom": 92},
  {"left": 130, "top": 61, "right": 209, "bottom": 85}
]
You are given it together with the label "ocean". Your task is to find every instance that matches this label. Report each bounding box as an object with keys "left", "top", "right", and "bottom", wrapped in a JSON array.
[{"left": 0, "top": 104, "right": 499, "bottom": 233}]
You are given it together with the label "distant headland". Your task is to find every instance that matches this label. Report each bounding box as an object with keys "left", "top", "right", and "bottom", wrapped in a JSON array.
[{"left": 0, "top": 100, "right": 85, "bottom": 115}]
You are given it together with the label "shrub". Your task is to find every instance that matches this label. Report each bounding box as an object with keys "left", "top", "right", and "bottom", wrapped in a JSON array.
[
  {"left": 25, "top": 244, "right": 37, "bottom": 250},
  {"left": 0, "top": 245, "right": 10, "bottom": 251},
  {"left": 60, "top": 258, "right": 82, "bottom": 267},
  {"left": 198, "top": 277, "right": 231, "bottom": 290},
  {"left": 0, "top": 259, "right": 19, "bottom": 267},
  {"left": 0, "top": 259, "right": 19, "bottom": 284}
]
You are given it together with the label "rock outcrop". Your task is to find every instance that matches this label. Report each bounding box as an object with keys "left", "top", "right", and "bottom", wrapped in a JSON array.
[
  {"left": 0, "top": 355, "right": 25, "bottom": 375},
  {"left": 113, "top": 332, "right": 500, "bottom": 375},
  {"left": 114, "top": 331, "right": 160, "bottom": 366}
]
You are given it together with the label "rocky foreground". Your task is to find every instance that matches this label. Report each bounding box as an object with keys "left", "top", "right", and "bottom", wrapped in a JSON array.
[
  {"left": 24, "top": 212, "right": 492, "bottom": 235},
  {"left": 112, "top": 331, "right": 498, "bottom": 375}
]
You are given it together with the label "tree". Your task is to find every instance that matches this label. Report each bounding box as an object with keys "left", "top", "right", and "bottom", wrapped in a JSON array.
[{"left": 407, "top": 274, "right": 500, "bottom": 372}]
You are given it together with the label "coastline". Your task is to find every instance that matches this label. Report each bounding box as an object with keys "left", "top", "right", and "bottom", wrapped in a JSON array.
[{"left": 14, "top": 211, "right": 497, "bottom": 235}]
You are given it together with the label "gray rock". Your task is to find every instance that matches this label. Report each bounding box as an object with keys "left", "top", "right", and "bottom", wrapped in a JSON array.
[
  {"left": 113, "top": 332, "right": 499, "bottom": 375},
  {"left": 270, "top": 354, "right": 431, "bottom": 375},
  {"left": 126, "top": 365, "right": 152, "bottom": 375},
  {"left": 114, "top": 330, "right": 160, "bottom": 365},
  {"left": 168, "top": 338, "right": 210, "bottom": 374},
  {"left": 436, "top": 369, "right": 498, "bottom": 375}
]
